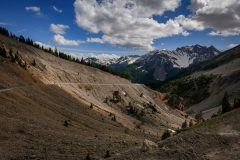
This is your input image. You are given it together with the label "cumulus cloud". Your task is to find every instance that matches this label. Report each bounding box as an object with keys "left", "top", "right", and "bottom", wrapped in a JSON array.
[
  {"left": 189, "top": 0, "right": 240, "bottom": 36},
  {"left": 53, "top": 6, "right": 63, "bottom": 13},
  {"left": 74, "top": 0, "right": 183, "bottom": 50},
  {"left": 25, "top": 6, "right": 41, "bottom": 15},
  {"left": 50, "top": 24, "right": 69, "bottom": 35},
  {"left": 53, "top": 34, "right": 82, "bottom": 46},
  {"left": 228, "top": 43, "right": 239, "bottom": 49},
  {"left": 87, "top": 37, "right": 104, "bottom": 43},
  {"left": 73, "top": 0, "right": 240, "bottom": 50}
]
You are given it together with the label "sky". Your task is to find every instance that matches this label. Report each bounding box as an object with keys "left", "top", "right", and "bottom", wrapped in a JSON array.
[{"left": 0, "top": 0, "right": 240, "bottom": 58}]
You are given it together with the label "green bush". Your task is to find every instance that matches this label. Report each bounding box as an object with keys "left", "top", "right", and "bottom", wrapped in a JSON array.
[
  {"left": 110, "top": 91, "right": 121, "bottom": 103},
  {"left": 126, "top": 102, "right": 145, "bottom": 121}
]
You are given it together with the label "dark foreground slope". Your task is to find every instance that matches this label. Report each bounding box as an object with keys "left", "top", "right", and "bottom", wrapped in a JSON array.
[
  {"left": 109, "top": 108, "right": 240, "bottom": 160},
  {"left": 0, "top": 34, "right": 191, "bottom": 159}
]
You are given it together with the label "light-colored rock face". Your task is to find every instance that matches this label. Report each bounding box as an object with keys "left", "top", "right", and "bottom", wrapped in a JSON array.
[
  {"left": 0, "top": 34, "right": 191, "bottom": 133},
  {"left": 141, "top": 139, "right": 158, "bottom": 152},
  {"left": 0, "top": 34, "right": 195, "bottom": 159}
]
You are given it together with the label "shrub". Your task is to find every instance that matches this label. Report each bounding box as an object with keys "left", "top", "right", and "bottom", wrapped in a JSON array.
[
  {"left": 111, "top": 115, "right": 116, "bottom": 121},
  {"left": 103, "top": 97, "right": 108, "bottom": 103},
  {"left": 64, "top": 120, "right": 69, "bottom": 127},
  {"left": 104, "top": 150, "right": 111, "bottom": 158},
  {"left": 234, "top": 98, "right": 240, "bottom": 109},
  {"left": 127, "top": 102, "right": 138, "bottom": 115},
  {"left": 181, "top": 120, "right": 188, "bottom": 129},
  {"left": 189, "top": 120, "right": 194, "bottom": 127},
  {"left": 124, "top": 128, "right": 130, "bottom": 134},
  {"left": 89, "top": 103, "right": 93, "bottom": 109},
  {"left": 176, "top": 128, "right": 181, "bottom": 134},
  {"left": 110, "top": 91, "right": 121, "bottom": 103},
  {"left": 195, "top": 112, "right": 203, "bottom": 122},
  {"left": 126, "top": 103, "right": 145, "bottom": 121},
  {"left": 146, "top": 102, "right": 157, "bottom": 112},
  {"left": 161, "top": 130, "right": 171, "bottom": 140},
  {"left": 222, "top": 92, "right": 232, "bottom": 113},
  {"left": 32, "top": 59, "right": 36, "bottom": 66},
  {"left": 85, "top": 153, "right": 91, "bottom": 160}
]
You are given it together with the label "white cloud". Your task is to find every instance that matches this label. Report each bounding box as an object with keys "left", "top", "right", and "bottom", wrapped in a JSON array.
[
  {"left": 53, "top": 34, "right": 82, "bottom": 46},
  {"left": 25, "top": 6, "right": 41, "bottom": 15},
  {"left": 189, "top": 0, "right": 240, "bottom": 36},
  {"left": 87, "top": 37, "right": 104, "bottom": 43},
  {"left": 50, "top": 24, "right": 69, "bottom": 35},
  {"left": 228, "top": 43, "right": 239, "bottom": 49},
  {"left": 53, "top": 6, "right": 63, "bottom": 13},
  {"left": 73, "top": 0, "right": 240, "bottom": 50},
  {"left": 74, "top": 0, "right": 183, "bottom": 50},
  {"left": 174, "top": 15, "right": 205, "bottom": 31}
]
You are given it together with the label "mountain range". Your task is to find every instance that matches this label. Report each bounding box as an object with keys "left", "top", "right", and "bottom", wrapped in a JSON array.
[{"left": 85, "top": 45, "right": 220, "bottom": 84}]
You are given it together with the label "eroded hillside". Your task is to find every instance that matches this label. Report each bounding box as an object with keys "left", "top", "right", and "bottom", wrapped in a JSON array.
[{"left": 0, "top": 35, "right": 191, "bottom": 159}]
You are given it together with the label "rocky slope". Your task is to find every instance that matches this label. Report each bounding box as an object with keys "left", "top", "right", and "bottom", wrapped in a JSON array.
[
  {"left": 109, "top": 108, "right": 240, "bottom": 160},
  {"left": 0, "top": 34, "right": 191, "bottom": 159}
]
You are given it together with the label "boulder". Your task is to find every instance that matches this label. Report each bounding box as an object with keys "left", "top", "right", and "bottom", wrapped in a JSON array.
[{"left": 141, "top": 139, "right": 158, "bottom": 152}]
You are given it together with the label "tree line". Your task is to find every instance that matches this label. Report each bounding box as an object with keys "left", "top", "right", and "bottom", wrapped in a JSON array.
[{"left": 0, "top": 27, "right": 129, "bottom": 79}]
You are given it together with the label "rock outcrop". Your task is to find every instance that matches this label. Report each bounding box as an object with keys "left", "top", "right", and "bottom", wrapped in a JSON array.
[
  {"left": 167, "top": 94, "right": 184, "bottom": 111},
  {"left": 141, "top": 139, "right": 158, "bottom": 152}
]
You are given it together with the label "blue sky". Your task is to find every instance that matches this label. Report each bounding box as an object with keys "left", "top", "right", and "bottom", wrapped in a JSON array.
[{"left": 0, "top": 0, "right": 239, "bottom": 57}]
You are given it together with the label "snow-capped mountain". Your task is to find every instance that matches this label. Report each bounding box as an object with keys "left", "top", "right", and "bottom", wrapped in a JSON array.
[
  {"left": 129, "top": 45, "right": 220, "bottom": 82},
  {"left": 84, "top": 54, "right": 120, "bottom": 65},
  {"left": 84, "top": 45, "right": 220, "bottom": 83},
  {"left": 108, "top": 55, "right": 141, "bottom": 70},
  {"left": 144, "top": 44, "right": 220, "bottom": 69}
]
